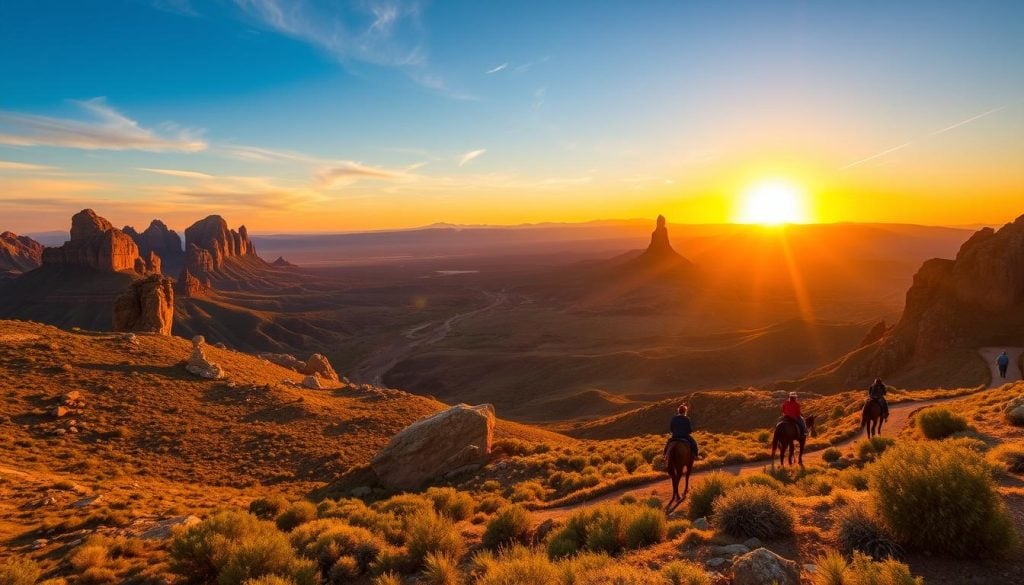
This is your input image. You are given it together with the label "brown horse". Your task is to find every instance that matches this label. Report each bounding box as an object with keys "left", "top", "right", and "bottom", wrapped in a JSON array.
[
  {"left": 861, "top": 399, "right": 884, "bottom": 438},
  {"left": 770, "top": 415, "right": 816, "bottom": 467},
  {"left": 664, "top": 440, "right": 694, "bottom": 513}
]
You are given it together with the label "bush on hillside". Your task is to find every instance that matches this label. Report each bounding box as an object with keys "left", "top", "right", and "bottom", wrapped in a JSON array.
[
  {"left": 661, "top": 560, "right": 712, "bottom": 585},
  {"left": 405, "top": 511, "right": 465, "bottom": 569},
  {"left": 832, "top": 501, "right": 902, "bottom": 560},
  {"left": 546, "top": 503, "right": 667, "bottom": 558},
  {"left": 249, "top": 495, "right": 289, "bottom": 520},
  {"left": 813, "top": 550, "right": 921, "bottom": 585},
  {"left": 712, "top": 484, "right": 794, "bottom": 540},
  {"left": 917, "top": 408, "right": 968, "bottom": 439},
  {"left": 686, "top": 472, "right": 736, "bottom": 520},
  {"left": 822, "top": 448, "right": 842, "bottom": 463},
  {"left": 425, "top": 487, "right": 475, "bottom": 521},
  {"left": 241, "top": 577, "right": 296, "bottom": 585},
  {"left": 482, "top": 505, "right": 533, "bottom": 549},
  {"left": 869, "top": 441, "right": 1018, "bottom": 557},
  {"left": 288, "top": 519, "right": 385, "bottom": 577},
  {"left": 988, "top": 443, "right": 1024, "bottom": 474},
  {"left": 857, "top": 436, "right": 895, "bottom": 460},
  {"left": 421, "top": 552, "right": 462, "bottom": 585},
  {"left": 0, "top": 556, "right": 41, "bottom": 585},
  {"left": 275, "top": 501, "right": 317, "bottom": 532}
]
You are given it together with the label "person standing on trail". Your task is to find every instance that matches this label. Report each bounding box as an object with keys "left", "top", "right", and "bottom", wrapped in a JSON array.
[
  {"left": 869, "top": 378, "right": 889, "bottom": 421},
  {"left": 665, "top": 403, "right": 699, "bottom": 462},
  {"left": 997, "top": 351, "right": 1010, "bottom": 379}
]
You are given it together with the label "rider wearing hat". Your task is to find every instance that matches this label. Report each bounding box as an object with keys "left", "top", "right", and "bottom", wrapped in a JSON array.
[{"left": 781, "top": 392, "right": 807, "bottom": 438}]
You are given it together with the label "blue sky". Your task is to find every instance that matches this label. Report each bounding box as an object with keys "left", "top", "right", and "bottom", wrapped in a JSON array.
[{"left": 0, "top": 0, "right": 1022, "bottom": 232}]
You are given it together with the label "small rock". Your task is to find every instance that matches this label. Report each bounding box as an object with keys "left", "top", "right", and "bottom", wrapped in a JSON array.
[
  {"left": 732, "top": 548, "right": 800, "bottom": 585},
  {"left": 52, "top": 406, "right": 70, "bottom": 418},
  {"left": 214, "top": 342, "right": 227, "bottom": 349},
  {"left": 53, "top": 428, "right": 67, "bottom": 436},
  {"left": 693, "top": 517, "right": 709, "bottom": 530},
  {"left": 63, "top": 390, "right": 82, "bottom": 404},
  {"left": 31, "top": 538, "right": 48, "bottom": 550},
  {"left": 60, "top": 363, "right": 73, "bottom": 372},
  {"left": 706, "top": 557, "right": 727, "bottom": 568},
  {"left": 68, "top": 426, "right": 79, "bottom": 433},
  {"left": 72, "top": 495, "right": 103, "bottom": 508},
  {"left": 803, "top": 564, "right": 817, "bottom": 574},
  {"left": 301, "top": 375, "right": 323, "bottom": 389}
]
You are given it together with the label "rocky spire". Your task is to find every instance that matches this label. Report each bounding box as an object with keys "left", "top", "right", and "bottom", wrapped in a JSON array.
[
  {"left": 112, "top": 274, "right": 174, "bottom": 335},
  {"left": 646, "top": 215, "right": 676, "bottom": 257}
]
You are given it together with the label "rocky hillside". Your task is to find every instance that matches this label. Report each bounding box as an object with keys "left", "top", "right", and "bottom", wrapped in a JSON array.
[
  {"left": 123, "top": 219, "right": 186, "bottom": 276},
  {"left": 0, "top": 231, "right": 43, "bottom": 275}
]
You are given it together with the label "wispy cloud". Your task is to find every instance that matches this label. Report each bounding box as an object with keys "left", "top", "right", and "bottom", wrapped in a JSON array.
[
  {"left": 0, "top": 160, "right": 57, "bottom": 171},
  {"left": 841, "top": 104, "right": 1011, "bottom": 170},
  {"left": 458, "top": 149, "right": 486, "bottom": 167},
  {"left": 137, "top": 167, "right": 215, "bottom": 180},
  {"left": 486, "top": 63, "right": 508, "bottom": 74},
  {"left": 0, "top": 98, "right": 206, "bottom": 152},
  {"left": 315, "top": 161, "right": 409, "bottom": 187}
]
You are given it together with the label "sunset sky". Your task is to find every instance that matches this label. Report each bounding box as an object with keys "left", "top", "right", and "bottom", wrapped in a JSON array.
[{"left": 1, "top": 0, "right": 1022, "bottom": 233}]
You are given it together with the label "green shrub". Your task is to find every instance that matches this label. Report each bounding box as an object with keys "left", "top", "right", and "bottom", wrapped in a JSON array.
[
  {"left": 421, "top": 553, "right": 462, "bottom": 585},
  {"left": 405, "top": 511, "right": 465, "bottom": 569},
  {"left": 917, "top": 408, "right": 968, "bottom": 439},
  {"left": 832, "top": 501, "right": 901, "bottom": 560},
  {"left": 686, "top": 472, "right": 736, "bottom": 519},
  {"left": 482, "top": 505, "right": 533, "bottom": 549},
  {"left": 275, "top": 501, "right": 317, "bottom": 532},
  {"left": 0, "top": 556, "right": 41, "bottom": 585},
  {"left": 249, "top": 495, "right": 289, "bottom": 520},
  {"left": 661, "top": 560, "right": 712, "bottom": 585},
  {"left": 623, "top": 505, "right": 667, "bottom": 549},
  {"left": 666, "top": 519, "right": 691, "bottom": 539},
  {"left": 374, "top": 493, "right": 434, "bottom": 518},
  {"left": 712, "top": 484, "right": 793, "bottom": 540},
  {"left": 812, "top": 550, "right": 921, "bottom": 585},
  {"left": 987, "top": 443, "right": 1024, "bottom": 474},
  {"left": 425, "top": 487, "right": 475, "bottom": 521},
  {"left": 546, "top": 504, "right": 666, "bottom": 558},
  {"left": 509, "top": 481, "right": 547, "bottom": 503},
  {"left": 241, "top": 576, "right": 296, "bottom": 585},
  {"left": 475, "top": 546, "right": 559, "bottom": 585},
  {"left": 838, "top": 467, "right": 869, "bottom": 491},
  {"left": 857, "top": 436, "right": 895, "bottom": 460},
  {"left": 289, "top": 519, "right": 384, "bottom": 577},
  {"left": 622, "top": 453, "right": 644, "bottom": 473},
  {"left": 1004, "top": 396, "right": 1024, "bottom": 426},
  {"left": 869, "top": 441, "right": 1018, "bottom": 557},
  {"left": 822, "top": 448, "right": 842, "bottom": 463}
]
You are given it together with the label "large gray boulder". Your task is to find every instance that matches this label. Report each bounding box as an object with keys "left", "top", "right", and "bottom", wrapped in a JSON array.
[
  {"left": 371, "top": 403, "right": 495, "bottom": 490},
  {"left": 731, "top": 548, "right": 800, "bottom": 585}
]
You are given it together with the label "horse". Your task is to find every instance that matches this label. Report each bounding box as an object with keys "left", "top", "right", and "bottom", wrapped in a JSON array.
[
  {"left": 861, "top": 398, "right": 885, "bottom": 438},
  {"left": 770, "top": 415, "right": 816, "bottom": 467},
  {"left": 664, "top": 440, "right": 695, "bottom": 513}
]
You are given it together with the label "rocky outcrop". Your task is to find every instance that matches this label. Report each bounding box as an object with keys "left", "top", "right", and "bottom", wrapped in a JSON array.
[
  {"left": 178, "top": 268, "right": 211, "bottom": 297},
  {"left": 271, "top": 256, "right": 296, "bottom": 267},
  {"left": 862, "top": 214, "right": 1024, "bottom": 376},
  {"left": 645, "top": 215, "right": 677, "bottom": 258},
  {"left": 731, "top": 548, "right": 800, "bottom": 585},
  {"left": 185, "top": 335, "right": 224, "bottom": 379},
  {"left": 41, "top": 210, "right": 149, "bottom": 274},
  {"left": 858, "top": 320, "right": 887, "bottom": 347},
  {"left": 632, "top": 215, "right": 693, "bottom": 268},
  {"left": 123, "top": 220, "right": 184, "bottom": 274},
  {"left": 183, "top": 215, "right": 256, "bottom": 270},
  {"left": 112, "top": 275, "right": 174, "bottom": 335},
  {"left": 371, "top": 403, "right": 495, "bottom": 490},
  {"left": 261, "top": 352, "right": 340, "bottom": 384},
  {"left": 0, "top": 231, "right": 44, "bottom": 273}
]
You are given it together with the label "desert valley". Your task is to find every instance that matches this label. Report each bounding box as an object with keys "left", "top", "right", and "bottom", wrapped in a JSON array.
[{"left": 2, "top": 1, "right": 1024, "bottom": 584}]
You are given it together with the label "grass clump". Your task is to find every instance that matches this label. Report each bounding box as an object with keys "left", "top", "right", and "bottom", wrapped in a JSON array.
[
  {"left": 712, "top": 484, "right": 793, "bottom": 540},
  {"left": 274, "top": 501, "right": 317, "bottom": 532},
  {"left": 405, "top": 511, "right": 466, "bottom": 570},
  {"left": 686, "top": 472, "right": 736, "bottom": 519},
  {"left": 481, "top": 505, "right": 533, "bottom": 549},
  {"left": 661, "top": 560, "right": 712, "bottom": 585},
  {"left": 822, "top": 448, "right": 842, "bottom": 463},
  {"left": 869, "top": 441, "right": 1018, "bottom": 558},
  {"left": 546, "top": 503, "right": 667, "bottom": 558},
  {"left": 812, "top": 550, "right": 921, "bottom": 585},
  {"left": 857, "top": 436, "right": 895, "bottom": 460},
  {"left": 832, "top": 501, "right": 902, "bottom": 560},
  {"left": 421, "top": 552, "right": 462, "bottom": 585},
  {"left": 0, "top": 556, "right": 41, "bottom": 585},
  {"left": 987, "top": 443, "right": 1024, "bottom": 474},
  {"left": 249, "top": 495, "right": 289, "bottom": 520},
  {"left": 425, "top": 487, "right": 475, "bottom": 521},
  {"left": 917, "top": 407, "right": 968, "bottom": 439}
]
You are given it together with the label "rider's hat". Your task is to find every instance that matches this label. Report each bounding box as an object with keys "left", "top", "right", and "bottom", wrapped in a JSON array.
[{"left": 788, "top": 391, "right": 798, "bottom": 398}]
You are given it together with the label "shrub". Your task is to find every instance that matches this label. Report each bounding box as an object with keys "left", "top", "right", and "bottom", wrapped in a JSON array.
[
  {"left": 374, "top": 493, "right": 434, "bottom": 519},
  {"left": 405, "top": 511, "right": 465, "bottom": 569},
  {"left": 482, "top": 505, "right": 533, "bottom": 549},
  {"left": 476, "top": 495, "right": 508, "bottom": 515},
  {"left": 249, "top": 495, "right": 289, "bottom": 520},
  {"left": 290, "top": 520, "right": 384, "bottom": 576},
  {"left": 838, "top": 467, "right": 869, "bottom": 491},
  {"left": 78, "top": 567, "right": 118, "bottom": 585},
  {"left": 425, "top": 487, "right": 475, "bottom": 521},
  {"left": 832, "top": 501, "right": 902, "bottom": 560},
  {"left": 857, "top": 436, "right": 895, "bottom": 460},
  {"left": 546, "top": 504, "right": 666, "bottom": 558},
  {"left": 624, "top": 505, "right": 667, "bottom": 549},
  {"left": 275, "top": 501, "right": 317, "bottom": 532},
  {"left": 0, "top": 557, "right": 41, "bottom": 585},
  {"left": 712, "top": 484, "right": 793, "bottom": 540},
  {"left": 217, "top": 533, "right": 312, "bottom": 585},
  {"left": 622, "top": 453, "right": 644, "bottom": 473},
  {"left": 917, "top": 408, "right": 968, "bottom": 439},
  {"left": 509, "top": 481, "right": 547, "bottom": 503},
  {"left": 328, "top": 557, "right": 360, "bottom": 582},
  {"left": 421, "top": 553, "right": 462, "bottom": 585},
  {"left": 372, "top": 573, "right": 402, "bottom": 585},
  {"left": 812, "top": 550, "right": 921, "bottom": 585},
  {"left": 475, "top": 546, "right": 559, "bottom": 585},
  {"left": 686, "top": 472, "right": 736, "bottom": 519},
  {"left": 987, "top": 443, "right": 1024, "bottom": 474},
  {"left": 822, "top": 448, "right": 842, "bottom": 463},
  {"left": 869, "top": 441, "right": 1018, "bottom": 557},
  {"left": 666, "top": 519, "right": 691, "bottom": 539},
  {"left": 661, "top": 560, "right": 712, "bottom": 585},
  {"left": 69, "top": 543, "right": 109, "bottom": 571},
  {"left": 242, "top": 577, "right": 296, "bottom": 585}
]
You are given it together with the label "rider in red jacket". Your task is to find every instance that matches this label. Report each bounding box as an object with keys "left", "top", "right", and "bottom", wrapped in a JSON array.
[{"left": 781, "top": 392, "right": 807, "bottom": 438}]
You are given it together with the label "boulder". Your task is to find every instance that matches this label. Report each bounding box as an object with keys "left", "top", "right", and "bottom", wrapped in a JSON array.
[
  {"left": 138, "top": 515, "right": 200, "bottom": 540},
  {"left": 731, "top": 548, "right": 800, "bottom": 585},
  {"left": 301, "top": 375, "right": 322, "bottom": 389},
  {"left": 304, "top": 354, "right": 339, "bottom": 382},
  {"left": 112, "top": 275, "right": 174, "bottom": 335},
  {"left": 371, "top": 403, "right": 495, "bottom": 490}
]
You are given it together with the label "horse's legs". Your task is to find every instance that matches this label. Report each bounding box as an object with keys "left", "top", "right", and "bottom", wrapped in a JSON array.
[
  {"left": 798, "top": 440, "right": 805, "bottom": 466},
  {"left": 682, "top": 464, "right": 691, "bottom": 499}
]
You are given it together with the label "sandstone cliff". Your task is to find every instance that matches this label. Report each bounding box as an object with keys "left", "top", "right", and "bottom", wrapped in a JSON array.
[
  {"left": 0, "top": 231, "right": 44, "bottom": 274},
  {"left": 123, "top": 220, "right": 184, "bottom": 275},
  {"left": 42, "top": 209, "right": 149, "bottom": 274},
  {"left": 112, "top": 274, "right": 175, "bottom": 335}
]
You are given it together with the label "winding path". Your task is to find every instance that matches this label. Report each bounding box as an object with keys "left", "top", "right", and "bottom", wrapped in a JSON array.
[
  {"left": 978, "top": 346, "right": 1023, "bottom": 387},
  {"left": 534, "top": 390, "right": 985, "bottom": 521}
]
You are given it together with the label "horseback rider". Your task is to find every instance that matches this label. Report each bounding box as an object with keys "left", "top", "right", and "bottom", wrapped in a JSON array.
[
  {"left": 868, "top": 377, "right": 889, "bottom": 421},
  {"left": 780, "top": 392, "right": 807, "bottom": 439},
  {"left": 665, "top": 403, "right": 699, "bottom": 461}
]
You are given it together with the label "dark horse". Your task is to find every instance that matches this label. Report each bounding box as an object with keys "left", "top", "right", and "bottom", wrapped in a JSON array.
[
  {"left": 861, "top": 399, "right": 885, "bottom": 438},
  {"left": 664, "top": 440, "right": 695, "bottom": 513},
  {"left": 770, "top": 415, "right": 816, "bottom": 467}
]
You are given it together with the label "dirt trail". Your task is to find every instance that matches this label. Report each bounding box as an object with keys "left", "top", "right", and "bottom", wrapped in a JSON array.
[
  {"left": 356, "top": 290, "right": 507, "bottom": 386},
  {"left": 533, "top": 394, "right": 965, "bottom": 521},
  {"left": 978, "top": 346, "right": 1024, "bottom": 387}
]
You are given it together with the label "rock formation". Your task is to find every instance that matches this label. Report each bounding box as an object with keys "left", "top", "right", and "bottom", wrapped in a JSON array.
[
  {"left": 112, "top": 275, "right": 174, "bottom": 335},
  {"left": 862, "top": 214, "right": 1024, "bottom": 376},
  {"left": 631, "top": 215, "right": 694, "bottom": 269},
  {"left": 260, "top": 352, "right": 340, "bottom": 383},
  {"left": 185, "top": 335, "right": 225, "bottom": 379},
  {"left": 0, "top": 231, "right": 44, "bottom": 273},
  {"left": 178, "top": 215, "right": 261, "bottom": 292},
  {"left": 42, "top": 209, "right": 150, "bottom": 274},
  {"left": 123, "top": 220, "right": 184, "bottom": 274},
  {"left": 371, "top": 403, "right": 495, "bottom": 490},
  {"left": 731, "top": 548, "right": 800, "bottom": 585},
  {"left": 645, "top": 215, "right": 678, "bottom": 258},
  {"left": 271, "top": 256, "right": 296, "bottom": 267}
]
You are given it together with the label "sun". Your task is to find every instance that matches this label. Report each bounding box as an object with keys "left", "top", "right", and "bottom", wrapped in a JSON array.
[{"left": 735, "top": 179, "right": 810, "bottom": 226}]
